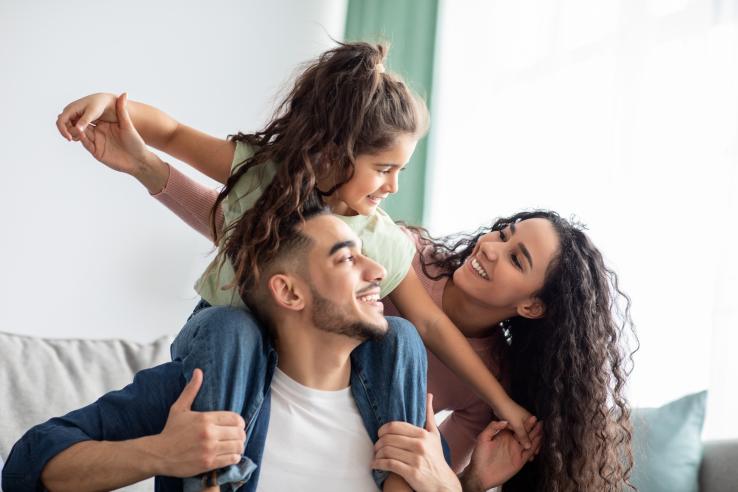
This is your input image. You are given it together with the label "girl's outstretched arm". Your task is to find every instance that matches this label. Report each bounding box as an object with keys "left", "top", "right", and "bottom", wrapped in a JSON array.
[
  {"left": 58, "top": 93, "right": 235, "bottom": 183},
  {"left": 388, "top": 269, "right": 534, "bottom": 450}
]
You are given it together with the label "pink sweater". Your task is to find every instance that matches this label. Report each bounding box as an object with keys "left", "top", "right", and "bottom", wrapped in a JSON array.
[{"left": 153, "top": 164, "right": 507, "bottom": 472}]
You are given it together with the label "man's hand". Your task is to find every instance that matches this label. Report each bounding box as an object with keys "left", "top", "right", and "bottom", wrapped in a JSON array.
[
  {"left": 461, "top": 416, "right": 543, "bottom": 491},
  {"left": 373, "top": 394, "right": 461, "bottom": 492},
  {"left": 150, "top": 368, "right": 246, "bottom": 477}
]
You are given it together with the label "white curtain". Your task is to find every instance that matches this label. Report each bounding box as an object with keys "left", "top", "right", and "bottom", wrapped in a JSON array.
[{"left": 428, "top": 0, "right": 738, "bottom": 439}]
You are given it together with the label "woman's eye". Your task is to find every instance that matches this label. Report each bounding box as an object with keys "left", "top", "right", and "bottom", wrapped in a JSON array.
[
  {"left": 499, "top": 230, "right": 507, "bottom": 241},
  {"left": 511, "top": 254, "right": 522, "bottom": 270}
]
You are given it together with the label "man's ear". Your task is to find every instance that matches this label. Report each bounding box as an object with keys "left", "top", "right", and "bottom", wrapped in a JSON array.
[
  {"left": 267, "top": 273, "right": 306, "bottom": 312},
  {"left": 516, "top": 297, "right": 545, "bottom": 320}
]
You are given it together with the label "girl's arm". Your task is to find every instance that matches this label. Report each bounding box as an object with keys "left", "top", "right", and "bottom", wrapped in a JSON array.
[
  {"left": 388, "top": 269, "right": 534, "bottom": 450},
  {"left": 58, "top": 92, "right": 235, "bottom": 183},
  {"left": 152, "top": 164, "right": 225, "bottom": 244}
]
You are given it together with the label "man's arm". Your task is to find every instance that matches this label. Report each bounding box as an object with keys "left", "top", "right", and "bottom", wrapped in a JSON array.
[{"left": 2, "top": 365, "right": 245, "bottom": 492}]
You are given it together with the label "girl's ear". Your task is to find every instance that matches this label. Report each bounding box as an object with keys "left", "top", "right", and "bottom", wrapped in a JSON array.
[
  {"left": 516, "top": 297, "right": 545, "bottom": 320},
  {"left": 267, "top": 274, "right": 305, "bottom": 312}
]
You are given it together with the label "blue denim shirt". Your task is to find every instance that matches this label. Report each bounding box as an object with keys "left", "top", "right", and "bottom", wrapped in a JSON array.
[{"left": 2, "top": 317, "right": 430, "bottom": 492}]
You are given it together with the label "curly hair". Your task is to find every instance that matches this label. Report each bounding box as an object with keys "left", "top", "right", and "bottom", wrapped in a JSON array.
[
  {"left": 210, "top": 41, "right": 428, "bottom": 299},
  {"left": 410, "top": 210, "right": 637, "bottom": 491}
]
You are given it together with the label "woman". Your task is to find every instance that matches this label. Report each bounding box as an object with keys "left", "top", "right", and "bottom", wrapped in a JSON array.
[{"left": 377, "top": 211, "right": 637, "bottom": 491}]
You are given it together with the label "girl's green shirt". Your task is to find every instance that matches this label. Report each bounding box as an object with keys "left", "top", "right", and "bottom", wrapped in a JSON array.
[{"left": 195, "top": 142, "right": 415, "bottom": 307}]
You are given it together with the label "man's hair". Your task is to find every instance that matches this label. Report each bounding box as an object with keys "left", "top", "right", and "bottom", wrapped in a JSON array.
[{"left": 237, "top": 193, "right": 330, "bottom": 324}]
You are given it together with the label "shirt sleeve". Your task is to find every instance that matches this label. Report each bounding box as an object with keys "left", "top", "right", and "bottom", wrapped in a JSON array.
[
  {"left": 152, "top": 164, "right": 225, "bottom": 243},
  {"left": 1, "top": 363, "right": 185, "bottom": 492}
]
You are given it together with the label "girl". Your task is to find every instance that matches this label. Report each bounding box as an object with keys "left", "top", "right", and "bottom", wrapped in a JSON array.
[{"left": 57, "top": 42, "right": 535, "bottom": 488}]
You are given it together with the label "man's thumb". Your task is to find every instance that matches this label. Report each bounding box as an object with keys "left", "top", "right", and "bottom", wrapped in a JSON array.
[
  {"left": 425, "top": 393, "right": 438, "bottom": 433},
  {"left": 173, "top": 368, "right": 203, "bottom": 412}
]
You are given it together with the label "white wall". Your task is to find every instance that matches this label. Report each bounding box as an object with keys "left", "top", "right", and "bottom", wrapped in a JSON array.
[
  {"left": 0, "top": 0, "right": 347, "bottom": 342},
  {"left": 428, "top": 0, "right": 738, "bottom": 439}
]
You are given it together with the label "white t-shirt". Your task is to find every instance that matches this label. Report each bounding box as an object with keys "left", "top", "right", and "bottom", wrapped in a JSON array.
[{"left": 256, "top": 368, "right": 379, "bottom": 491}]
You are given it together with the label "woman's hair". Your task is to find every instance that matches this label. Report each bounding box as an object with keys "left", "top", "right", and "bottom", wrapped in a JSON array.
[
  {"left": 213, "top": 41, "right": 428, "bottom": 297},
  {"left": 411, "top": 210, "right": 637, "bottom": 491}
]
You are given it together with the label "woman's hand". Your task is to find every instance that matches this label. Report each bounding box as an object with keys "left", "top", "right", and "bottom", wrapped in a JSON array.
[
  {"left": 57, "top": 93, "right": 118, "bottom": 141},
  {"left": 373, "top": 394, "right": 461, "bottom": 492},
  {"left": 78, "top": 93, "right": 169, "bottom": 193},
  {"left": 461, "top": 417, "right": 543, "bottom": 491}
]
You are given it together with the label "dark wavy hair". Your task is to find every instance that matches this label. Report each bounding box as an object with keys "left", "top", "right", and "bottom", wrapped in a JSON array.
[
  {"left": 210, "top": 41, "right": 428, "bottom": 297},
  {"left": 411, "top": 210, "right": 637, "bottom": 491}
]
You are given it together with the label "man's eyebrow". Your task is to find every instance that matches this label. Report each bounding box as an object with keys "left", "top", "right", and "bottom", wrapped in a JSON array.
[{"left": 328, "top": 240, "right": 357, "bottom": 256}]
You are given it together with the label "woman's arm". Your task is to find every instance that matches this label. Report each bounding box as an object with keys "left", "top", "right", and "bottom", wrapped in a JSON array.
[
  {"left": 389, "top": 269, "right": 533, "bottom": 449},
  {"left": 58, "top": 92, "right": 235, "bottom": 183}
]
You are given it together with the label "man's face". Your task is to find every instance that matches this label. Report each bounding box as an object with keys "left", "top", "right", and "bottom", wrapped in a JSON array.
[{"left": 300, "top": 215, "right": 388, "bottom": 341}]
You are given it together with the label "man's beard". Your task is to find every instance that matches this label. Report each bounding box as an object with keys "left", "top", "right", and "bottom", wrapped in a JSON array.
[{"left": 310, "top": 287, "right": 386, "bottom": 342}]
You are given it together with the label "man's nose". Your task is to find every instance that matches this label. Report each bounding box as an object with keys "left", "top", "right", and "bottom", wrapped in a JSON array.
[{"left": 363, "top": 256, "right": 387, "bottom": 283}]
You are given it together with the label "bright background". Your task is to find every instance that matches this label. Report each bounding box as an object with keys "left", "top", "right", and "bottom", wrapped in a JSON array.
[{"left": 1, "top": 0, "right": 735, "bottom": 440}]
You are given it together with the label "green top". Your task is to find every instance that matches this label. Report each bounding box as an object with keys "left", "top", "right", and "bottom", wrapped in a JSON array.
[{"left": 195, "top": 142, "right": 416, "bottom": 307}]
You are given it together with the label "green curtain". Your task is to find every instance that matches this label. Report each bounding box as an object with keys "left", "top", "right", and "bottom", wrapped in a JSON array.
[{"left": 344, "top": 0, "right": 439, "bottom": 225}]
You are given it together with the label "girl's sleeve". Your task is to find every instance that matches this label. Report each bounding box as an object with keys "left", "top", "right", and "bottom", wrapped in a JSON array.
[{"left": 151, "top": 164, "right": 225, "bottom": 243}]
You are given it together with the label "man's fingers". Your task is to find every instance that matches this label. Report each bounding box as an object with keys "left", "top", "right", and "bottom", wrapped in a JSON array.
[
  {"left": 374, "top": 434, "right": 423, "bottom": 454},
  {"left": 479, "top": 420, "right": 508, "bottom": 441},
  {"left": 372, "top": 458, "right": 414, "bottom": 479},
  {"left": 215, "top": 439, "right": 245, "bottom": 456},
  {"left": 116, "top": 93, "right": 135, "bottom": 130},
  {"left": 171, "top": 368, "right": 203, "bottom": 412},
  {"left": 378, "top": 421, "right": 424, "bottom": 438},
  {"left": 424, "top": 393, "right": 438, "bottom": 434},
  {"left": 210, "top": 423, "right": 247, "bottom": 443},
  {"left": 374, "top": 444, "right": 417, "bottom": 466},
  {"left": 211, "top": 454, "right": 242, "bottom": 469},
  {"left": 209, "top": 411, "right": 246, "bottom": 429}
]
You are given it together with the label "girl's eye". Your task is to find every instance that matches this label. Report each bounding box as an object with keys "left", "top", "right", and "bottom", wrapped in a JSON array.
[
  {"left": 378, "top": 169, "right": 391, "bottom": 175},
  {"left": 343, "top": 255, "right": 356, "bottom": 263}
]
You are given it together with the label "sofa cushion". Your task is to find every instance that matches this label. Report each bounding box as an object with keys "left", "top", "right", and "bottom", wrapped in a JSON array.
[
  {"left": 630, "top": 391, "right": 707, "bottom": 492},
  {"left": 0, "top": 330, "right": 171, "bottom": 490}
]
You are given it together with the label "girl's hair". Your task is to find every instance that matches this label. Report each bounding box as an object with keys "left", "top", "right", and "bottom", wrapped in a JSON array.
[
  {"left": 410, "top": 210, "right": 637, "bottom": 491},
  {"left": 213, "top": 41, "right": 429, "bottom": 297}
]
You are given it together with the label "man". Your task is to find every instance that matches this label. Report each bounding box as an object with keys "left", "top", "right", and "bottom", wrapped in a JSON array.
[{"left": 2, "top": 207, "right": 429, "bottom": 491}]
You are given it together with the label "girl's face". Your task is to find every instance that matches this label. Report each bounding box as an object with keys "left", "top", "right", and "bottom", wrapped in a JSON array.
[
  {"left": 452, "top": 218, "right": 560, "bottom": 318},
  {"left": 330, "top": 134, "right": 418, "bottom": 216}
]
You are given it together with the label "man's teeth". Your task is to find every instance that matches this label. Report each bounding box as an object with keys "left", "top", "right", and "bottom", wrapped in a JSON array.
[
  {"left": 359, "top": 294, "right": 380, "bottom": 303},
  {"left": 471, "top": 257, "right": 489, "bottom": 279}
]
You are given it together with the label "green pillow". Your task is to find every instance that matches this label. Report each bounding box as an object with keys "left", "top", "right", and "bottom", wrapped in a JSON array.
[{"left": 630, "top": 391, "right": 707, "bottom": 492}]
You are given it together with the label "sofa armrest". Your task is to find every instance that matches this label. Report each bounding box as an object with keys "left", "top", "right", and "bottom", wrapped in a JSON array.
[{"left": 699, "top": 439, "right": 738, "bottom": 492}]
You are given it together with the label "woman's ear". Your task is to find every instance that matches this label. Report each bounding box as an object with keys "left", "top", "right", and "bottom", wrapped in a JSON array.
[
  {"left": 267, "top": 274, "right": 305, "bottom": 312},
  {"left": 516, "top": 298, "right": 545, "bottom": 320}
]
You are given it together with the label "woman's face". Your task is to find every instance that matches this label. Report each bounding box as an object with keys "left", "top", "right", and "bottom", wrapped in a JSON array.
[{"left": 452, "top": 217, "right": 560, "bottom": 317}]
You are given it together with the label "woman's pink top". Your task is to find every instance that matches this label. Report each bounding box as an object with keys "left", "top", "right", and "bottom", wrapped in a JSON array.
[{"left": 152, "top": 164, "right": 506, "bottom": 472}]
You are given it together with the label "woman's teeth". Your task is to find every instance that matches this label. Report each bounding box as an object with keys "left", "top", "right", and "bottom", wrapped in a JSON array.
[
  {"left": 471, "top": 257, "right": 489, "bottom": 279},
  {"left": 359, "top": 294, "right": 380, "bottom": 303}
]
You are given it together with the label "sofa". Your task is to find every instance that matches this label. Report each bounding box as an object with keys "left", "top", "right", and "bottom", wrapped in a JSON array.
[{"left": 1, "top": 330, "right": 737, "bottom": 492}]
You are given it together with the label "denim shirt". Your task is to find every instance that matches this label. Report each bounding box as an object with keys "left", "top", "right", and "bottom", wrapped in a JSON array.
[{"left": 2, "top": 317, "right": 429, "bottom": 492}]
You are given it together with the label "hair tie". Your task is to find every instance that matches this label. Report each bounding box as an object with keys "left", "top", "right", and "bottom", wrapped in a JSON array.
[{"left": 375, "top": 63, "right": 385, "bottom": 74}]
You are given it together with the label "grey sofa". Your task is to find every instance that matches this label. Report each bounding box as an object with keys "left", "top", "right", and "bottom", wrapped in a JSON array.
[{"left": 1, "top": 330, "right": 737, "bottom": 491}]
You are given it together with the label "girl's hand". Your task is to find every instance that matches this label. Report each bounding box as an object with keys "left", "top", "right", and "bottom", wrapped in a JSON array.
[
  {"left": 57, "top": 92, "right": 118, "bottom": 141},
  {"left": 373, "top": 394, "right": 461, "bottom": 492},
  {"left": 78, "top": 93, "right": 169, "bottom": 193},
  {"left": 493, "top": 397, "right": 536, "bottom": 451},
  {"left": 461, "top": 417, "right": 543, "bottom": 491}
]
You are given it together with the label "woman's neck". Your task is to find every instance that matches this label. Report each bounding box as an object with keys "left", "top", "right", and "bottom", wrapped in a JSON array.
[{"left": 441, "top": 277, "right": 513, "bottom": 338}]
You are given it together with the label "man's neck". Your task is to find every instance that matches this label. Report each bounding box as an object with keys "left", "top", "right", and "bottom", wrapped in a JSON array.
[{"left": 274, "top": 320, "right": 358, "bottom": 391}]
